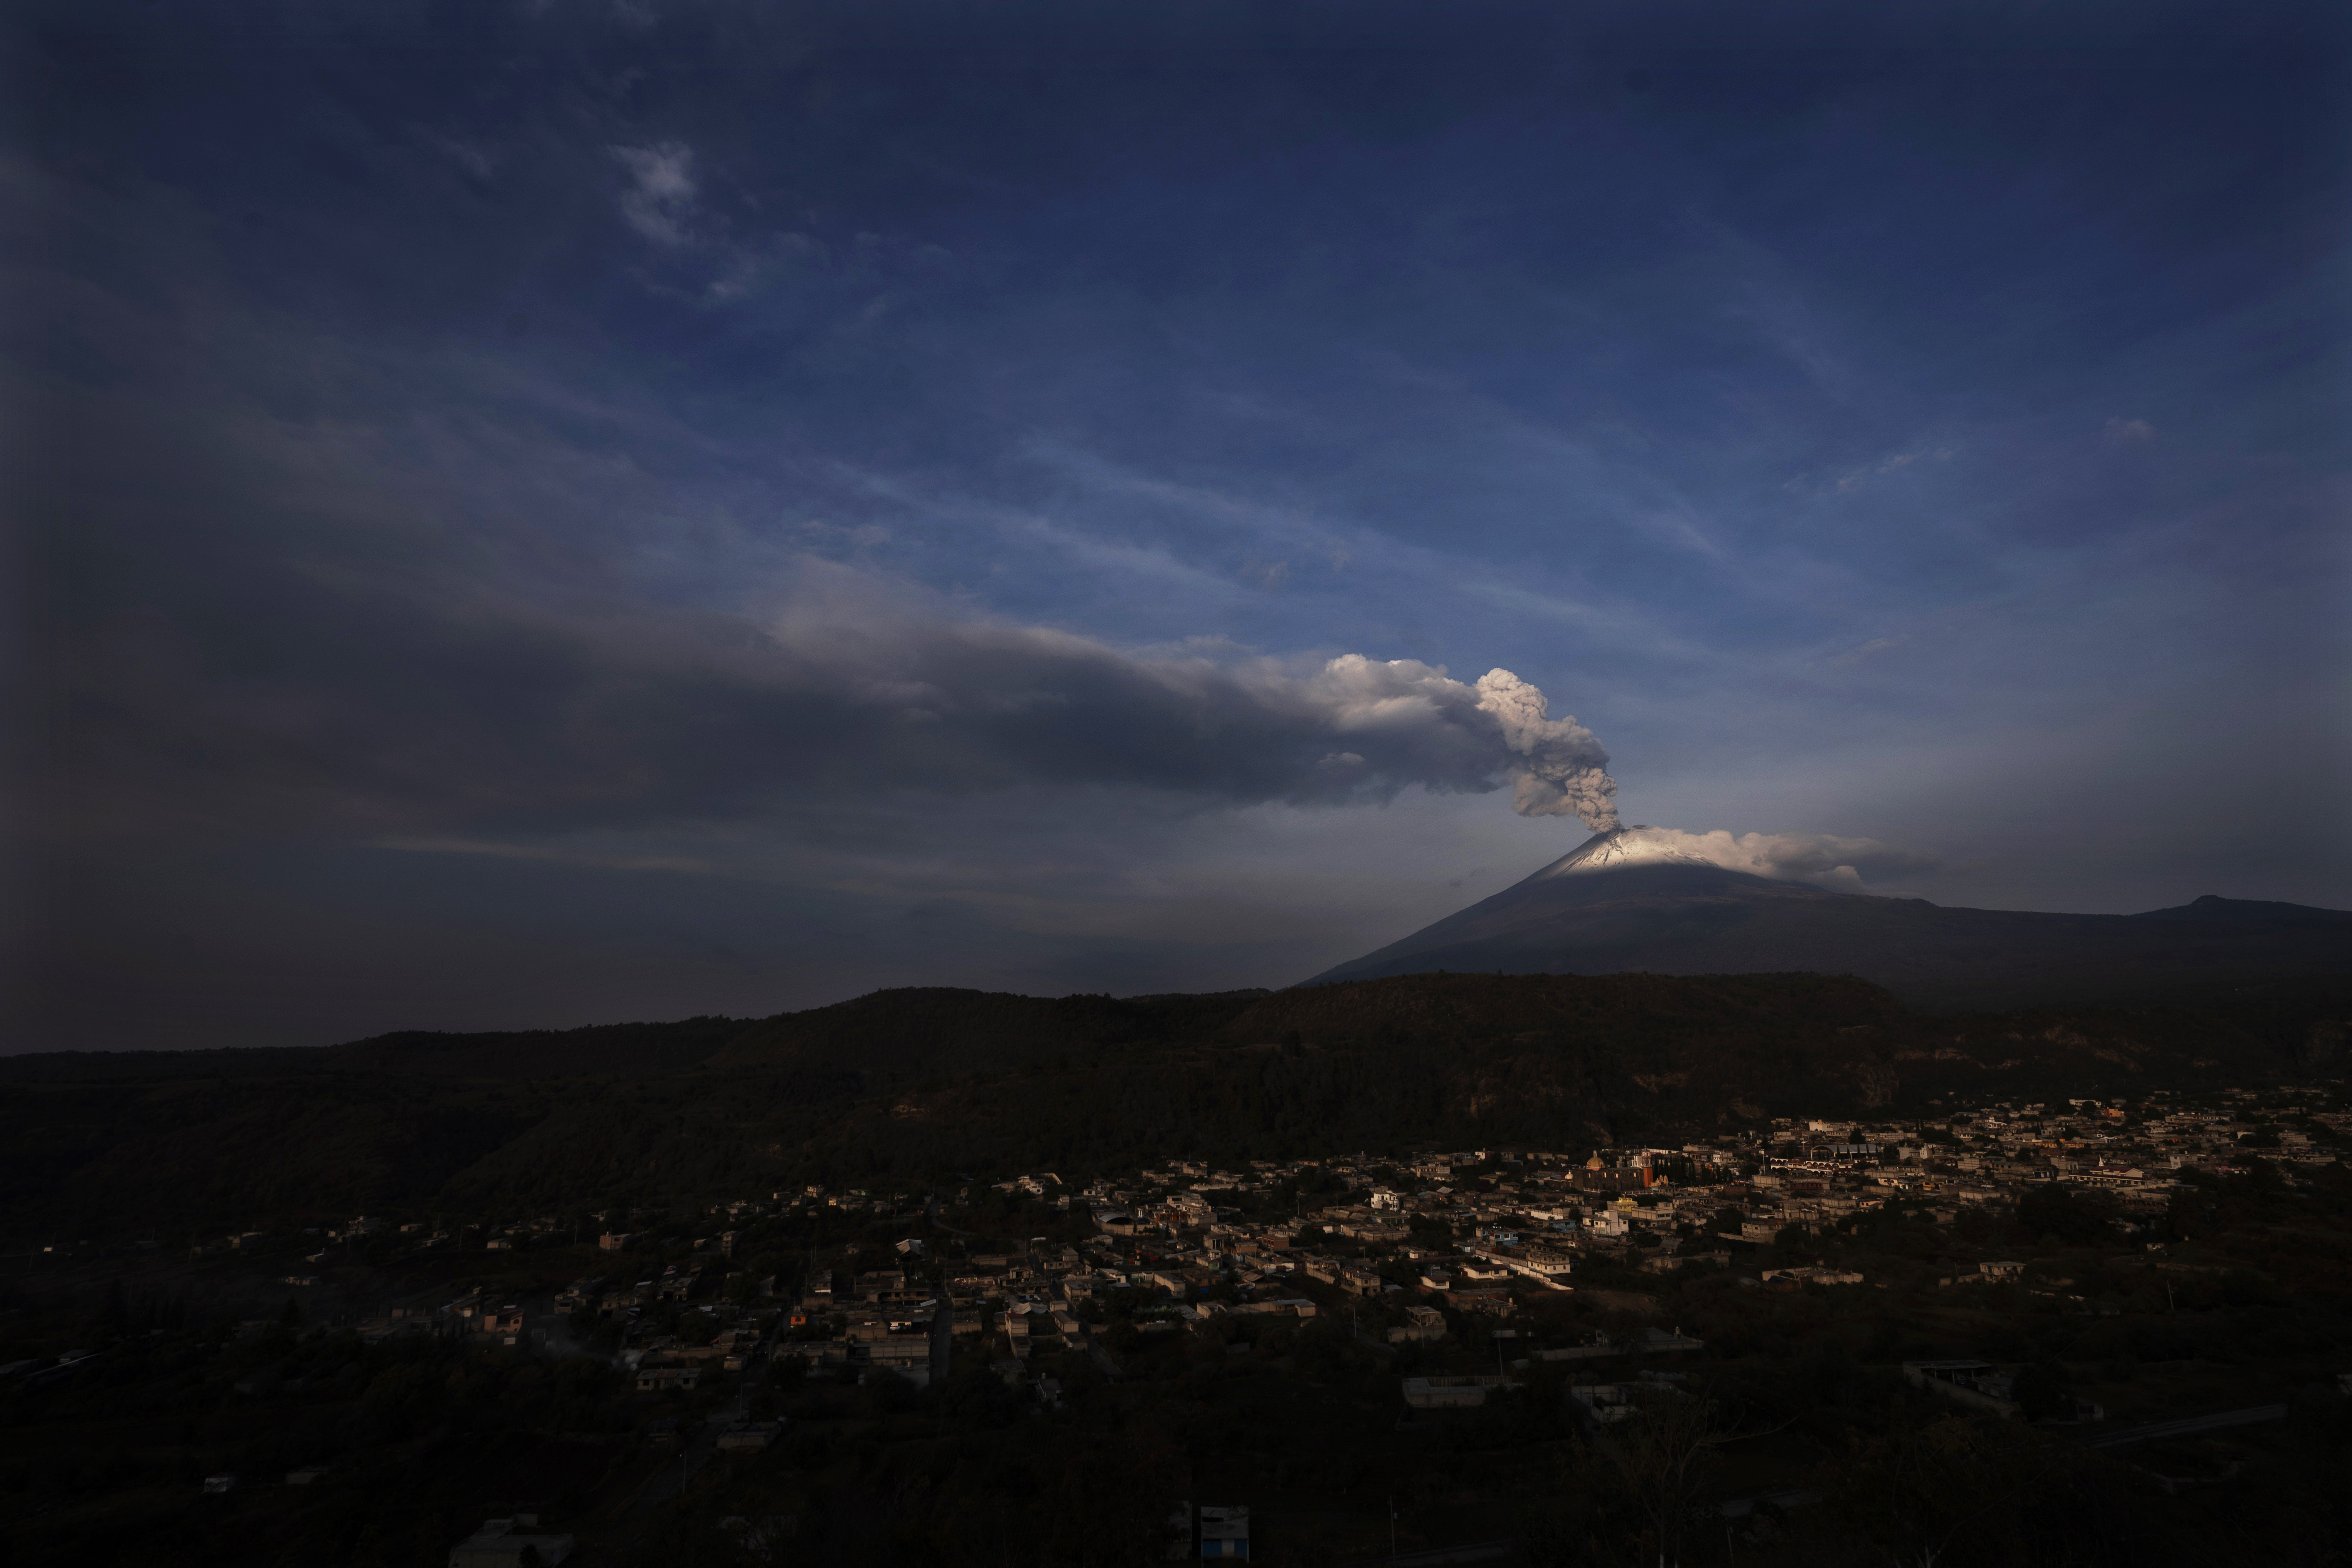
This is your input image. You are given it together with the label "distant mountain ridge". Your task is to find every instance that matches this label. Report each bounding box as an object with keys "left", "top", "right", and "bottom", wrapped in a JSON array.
[{"left": 1303, "top": 830, "right": 2352, "bottom": 1009}]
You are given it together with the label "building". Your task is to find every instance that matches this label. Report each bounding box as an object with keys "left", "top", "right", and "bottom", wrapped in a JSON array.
[
  {"left": 1200, "top": 1504, "right": 1250, "bottom": 1560},
  {"left": 1401, "top": 1374, "right": 1514, "bottom": 1409},
  {"left": 863, "top": 1334, "right": 933, "bottom": 1383},
  {"left": 1760, "top": 1266, "right": 1865, "bottom": 1288},
  {"left": 1902, "top": 1360, "right": 2022, "bottom": 1420},
  {"left": 1388, "top": 1304, "right": 1446, "bottom": 1345},
  {"left": 715, "top": 1421, "right": 781, "bottom": 1452},
  {"left": 447, "top": 1515, "right": 575, "bottom": 1567},
  {"left": 1568, "top": 1383, "right": 1649, "bottom": 1425}
]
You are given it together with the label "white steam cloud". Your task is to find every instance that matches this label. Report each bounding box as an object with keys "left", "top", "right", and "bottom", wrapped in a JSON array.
[{"left": 1562, "top": 824, "right": 1936, "bottom": 890}]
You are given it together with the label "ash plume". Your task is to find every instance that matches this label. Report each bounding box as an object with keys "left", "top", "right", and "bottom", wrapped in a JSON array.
[{"left": 1473, "top": 668, "right": 1621, "bottom": 831}]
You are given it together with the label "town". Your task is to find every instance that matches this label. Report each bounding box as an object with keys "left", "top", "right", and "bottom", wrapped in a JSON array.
[
  {"left": 6, "top": 1076, "right": 2346, "bottom": 1564},
  {"left": 553, "top": 1082, "right": 2346, "bottom": 1396}
]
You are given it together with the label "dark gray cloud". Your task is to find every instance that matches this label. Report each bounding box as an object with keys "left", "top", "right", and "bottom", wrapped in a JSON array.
[{"left": 55, "top": 538, "right": 1621, "bottom": 844}]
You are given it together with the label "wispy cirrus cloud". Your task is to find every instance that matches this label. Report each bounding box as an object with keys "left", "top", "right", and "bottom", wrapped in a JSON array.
[
  {"left": 1826, "top": 634, "right": 1910, "bottom": 668},
  {"left": 1831, "top": 446, "right": 1956, "bottom": 493},
  {"left": 612, "top": 141, "right": 697, "bottom": 245}
]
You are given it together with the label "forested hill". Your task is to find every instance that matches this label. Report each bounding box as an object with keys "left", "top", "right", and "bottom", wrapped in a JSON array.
[
  {"left": 1221, "top": 971, "right": 1901, "bottom": 1046},
  {"left": 0, "top": 973, "right": 2344, "bottom": 1237},
  {"left": 706, "top": 986, "right": 1272, "bottom": 1076}
]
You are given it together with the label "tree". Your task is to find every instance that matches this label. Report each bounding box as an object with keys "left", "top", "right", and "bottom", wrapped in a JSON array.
[
  {"left": 1806, "top": 1416, "right": 2060, "bottom": 1567},
  {"left": 861, "top": 1367, "right": 920, "bottom": 1416},
  {"left": 2016, "top": 1185, "right": 2109, "bottom": 1246},
  {"left": 1592, "top": 1386, "right": 1726, "bottom": 1568},
  {"left": 937, "top": 1362, "right": 1024, "bottom": 1430},
  {"left": 2011, "top": 1361, "right": 2071, "bottom": 1424}
]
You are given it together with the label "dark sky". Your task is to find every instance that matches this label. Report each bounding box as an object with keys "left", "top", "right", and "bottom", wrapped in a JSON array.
[{"left": 6, "top": 1, "right": 2346, "bottom": 1051}]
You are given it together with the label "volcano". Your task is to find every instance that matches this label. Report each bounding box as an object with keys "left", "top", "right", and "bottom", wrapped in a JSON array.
[{"left": 1302, "top": 828, "right": 2352, "bottom": 1009}]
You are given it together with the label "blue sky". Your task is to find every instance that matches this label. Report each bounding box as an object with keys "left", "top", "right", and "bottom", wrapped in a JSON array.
[{"left": 7, "top": 1, "right": 2347, "bottom": 1048}]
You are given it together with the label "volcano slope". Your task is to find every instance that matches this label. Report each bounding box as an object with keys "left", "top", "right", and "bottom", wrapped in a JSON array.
[{"left": 1303, "top": 834, "right": 2352, "bottom": 1011}]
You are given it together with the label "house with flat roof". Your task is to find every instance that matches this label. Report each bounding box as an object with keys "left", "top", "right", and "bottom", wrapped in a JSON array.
[{"left": 447, "top": 1515, "right": 574, "bottom": 1568}]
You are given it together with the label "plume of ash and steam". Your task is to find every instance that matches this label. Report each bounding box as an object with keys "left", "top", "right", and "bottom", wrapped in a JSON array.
[
  {"left": 60, "top": 541, "right": 1626, "bottom": 839},
  {"left": 1469, "top": 667, "right": 1621, "bottom": 829},
  {"left": 792, "top": 639, "right": 1624, "bottom": 831}
]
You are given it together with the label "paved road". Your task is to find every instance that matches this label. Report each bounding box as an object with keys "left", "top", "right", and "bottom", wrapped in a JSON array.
[{"left": 2084, "top": 1404, "right": 2288, "bottom": 1448}]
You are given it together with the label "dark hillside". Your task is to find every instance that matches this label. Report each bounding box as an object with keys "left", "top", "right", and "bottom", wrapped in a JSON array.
[
  {"left": 707, "top": 986, "right": 1270, "bottom": 1076},
  {"left": 2, "top": 974, "right": 2345, "bottom": 1233},
  {"left": 1227, "top": 971, "right": 1900, "bottom": 1045},
  {"left": 320, "top": 1015, "right": 754, "bottom": 1078},
  {"left": 0, "top": 1075, "right": 538, "bottom": 1225},
  {"left": 2132, "top": 893, "right": 2352, "bottom": 927},
  {"left": 441, "top": 976, "right": 2350, "bottom": 1210}
]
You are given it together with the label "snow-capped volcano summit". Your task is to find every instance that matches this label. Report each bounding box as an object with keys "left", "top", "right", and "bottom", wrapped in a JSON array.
[
  {"left": 1540, "top": 826, "right": 1722, "bottom": 878},
  {"left": 1532, "top": 824, "right": 1939, "bottom": 889}
]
